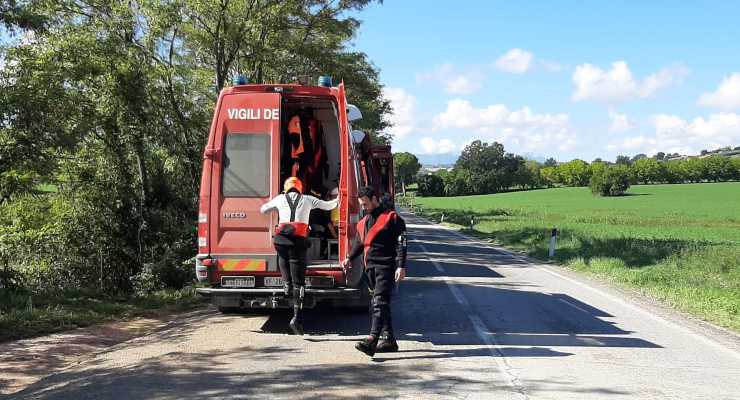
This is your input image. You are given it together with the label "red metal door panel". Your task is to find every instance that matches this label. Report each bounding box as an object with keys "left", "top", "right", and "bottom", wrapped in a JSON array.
[{"left": 209, "top": 93, "right": 281, "bottom": 257}]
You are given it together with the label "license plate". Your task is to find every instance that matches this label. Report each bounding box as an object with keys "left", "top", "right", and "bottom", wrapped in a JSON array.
[
  {"left": 264, "top": 276, "right": 283, "bottom": 287},
  {"left": 222, "top": 276, "right": 255, "bottom": 288}
]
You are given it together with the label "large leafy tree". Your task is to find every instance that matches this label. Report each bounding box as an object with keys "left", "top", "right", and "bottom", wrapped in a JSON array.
[
  {"left": 453, "top": 140, "right": 533, "bottom": 194},
  {"left": 557, "top": 159, "right": 591, "bottom": 187},
  {"left": 393, "top": 151, "right": 421, "bottom": 196}
]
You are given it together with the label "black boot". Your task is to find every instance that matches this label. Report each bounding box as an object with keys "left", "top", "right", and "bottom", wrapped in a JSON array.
[
  {"left": 355, "top": 335, "right": 378, "bottom": 357},
  {"left": 376, "top": 335, "right": 399, "bottom": 353},
  {"left": 289, "top": 286, "right": 305, "bottom": 335}
]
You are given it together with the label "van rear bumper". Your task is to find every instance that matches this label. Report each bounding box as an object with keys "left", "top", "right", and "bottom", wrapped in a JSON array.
[
  {"left": 196, "top": 287, "right": 359, "bottom": 296},
  {"left": 196, "top": 287, "right": 362, "bottom": 309}
]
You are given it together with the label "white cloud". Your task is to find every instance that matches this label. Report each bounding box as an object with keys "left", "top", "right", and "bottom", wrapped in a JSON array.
[
  {"left": 607, "top": 112, "right": 740, "bottom": 155},
  {"left": 572, "top": 61, "right": 688, "bottom": 104},
  {"left": 382, "top": 87, "right": 418, "bottom": 139},
  {"left": 697, "top": 73, "right": 740, "bottom": 110},
  {"left": 640, "top": 64, "right": 689, "bottom": 97},
  {"left": 416, "top": 64, "right": 484, "bottom": 95},
  {"left": 445, "top": 75, "right": 479, "bottom": 95},
  {"left": 608, "top": 111, "right": 634, "bottom": 133},
  {"left": 419, "top": 137, "right": 458, "bottom": 154},
  {"left": 539, "top": 59, "right": 565, "bottom": 72},
  {"left": 432, "top": 99, "right": 576, "bottom": 152},
  {"left": 495, "top": 48, "right": 533, "bottom": 74}
]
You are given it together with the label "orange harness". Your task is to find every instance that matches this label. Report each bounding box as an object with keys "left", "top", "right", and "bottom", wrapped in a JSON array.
[{"left": 357, "top": 210, "right": 397, "bottom": 265}]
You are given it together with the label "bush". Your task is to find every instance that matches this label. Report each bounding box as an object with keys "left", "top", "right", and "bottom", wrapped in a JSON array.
[
  {"left": 417, "top": 174, "right": 445, "bottom": 196},
  {"left": 590, "top": 165, "right": 631, "bottom": 196},
  {"left": 131, "top": 247, "right": 194, "bottom": 296},
  {"left": 443, "top": 168, "right": 474, "bottom": 196}
]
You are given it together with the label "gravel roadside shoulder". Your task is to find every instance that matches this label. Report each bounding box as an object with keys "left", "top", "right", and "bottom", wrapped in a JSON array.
[{"left": 0, "top": 307, "right": 211, "bottom": 396}]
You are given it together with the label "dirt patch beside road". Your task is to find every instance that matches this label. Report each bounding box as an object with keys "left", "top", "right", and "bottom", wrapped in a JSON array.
[{"left": 0, "top": 308, "right": 210, "bottom": 396}]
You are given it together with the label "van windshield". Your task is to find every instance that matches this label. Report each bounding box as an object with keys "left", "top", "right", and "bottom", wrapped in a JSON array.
[{"left": 222, "top": 133, "right": 270, "bottom": 197}]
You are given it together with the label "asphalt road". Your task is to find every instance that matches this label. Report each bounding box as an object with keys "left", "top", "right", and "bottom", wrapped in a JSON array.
[{"left": 8, "top": 213, "right": 740, "bottom": 399}]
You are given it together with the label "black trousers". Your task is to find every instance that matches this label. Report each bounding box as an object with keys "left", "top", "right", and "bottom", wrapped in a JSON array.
[
  {"left": 365, "top": 263, "right": 395, "bottom": 338},
  {"left": 274, "top": 236, "right": 307, "bottom": 290}
]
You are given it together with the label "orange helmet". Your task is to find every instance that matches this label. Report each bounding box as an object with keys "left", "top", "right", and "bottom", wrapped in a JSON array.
[{"left": 283, "top": 177, "right": 303, "bottom": 193}]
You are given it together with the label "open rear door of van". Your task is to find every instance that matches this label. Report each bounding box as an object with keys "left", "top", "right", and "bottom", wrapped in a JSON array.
[
  {"left": 336, "top": 82, "right": 364, "bottom": 288},
  {"left": 209, "top": 92, "right": 282, "bottom": 279}
]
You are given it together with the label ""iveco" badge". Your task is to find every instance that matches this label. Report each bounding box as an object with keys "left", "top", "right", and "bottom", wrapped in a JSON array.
[{"left": 223, "top": 211, "right": 247, "bottom": 219}]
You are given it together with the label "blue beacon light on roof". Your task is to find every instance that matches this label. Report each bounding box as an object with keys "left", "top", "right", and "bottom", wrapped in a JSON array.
[
  {"left": 233, "top": 74, "right": 247, "bottom": 85},
  {"left": 318, "top": 76, "right": 332, "bottom": 87}
]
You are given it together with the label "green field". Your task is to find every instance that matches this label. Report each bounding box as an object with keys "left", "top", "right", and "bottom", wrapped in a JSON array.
[{"left": 414, "top": 183, "right": 740, "bottom": 331}]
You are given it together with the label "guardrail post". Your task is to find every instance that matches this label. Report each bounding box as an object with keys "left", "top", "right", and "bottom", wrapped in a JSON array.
[{"left": 548, "top": 228, "right": 558, "bottom": 258}]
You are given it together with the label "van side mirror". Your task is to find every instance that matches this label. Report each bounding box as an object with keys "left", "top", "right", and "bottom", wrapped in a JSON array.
[
  {"left": 347, "top": 104, "right": 363, "bottom": 122},
  {"left": 351, "top": 130, "right": 366, "bottom": 144}
]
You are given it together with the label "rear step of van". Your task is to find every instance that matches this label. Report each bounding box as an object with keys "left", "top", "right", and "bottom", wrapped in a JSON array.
[
  {"left": 195, "top": 287, "right": 363, "bottom": 309},
  {"left": 195, "top": 287, "right": 359, "bottom": 295},
  {"left": 306, "top": 260, "right": 341, "bottom": 269}
]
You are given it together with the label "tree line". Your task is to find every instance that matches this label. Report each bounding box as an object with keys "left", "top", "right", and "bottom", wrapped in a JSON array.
[
  {"left": 0, "top": 0, "right": 388, "bottom": 294},
  {"left": 400, "top": 141, "right": 740, "bottom": 198}
]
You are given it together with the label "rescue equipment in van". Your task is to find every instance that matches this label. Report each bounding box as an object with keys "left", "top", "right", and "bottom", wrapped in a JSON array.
[
  {"left": 357, "top": 209, "right": 398, "bottom": 264},
  {"left": 307, "top": 118, "right": 329, "bottom": 192},
  {"left": 288, "top": 115, "right": 305, "bottom": 178}
]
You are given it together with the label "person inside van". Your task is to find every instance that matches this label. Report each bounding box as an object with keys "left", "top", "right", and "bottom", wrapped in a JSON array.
[
  {"left": 260, "top": 177, "right": 339, "bottom": 335},
  {"left": 327, "top": 187, "right": 340, "bottom": 239}
]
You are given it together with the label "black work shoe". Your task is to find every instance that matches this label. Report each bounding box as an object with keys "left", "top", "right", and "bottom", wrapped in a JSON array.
[
  {"left": 354, "top": 336, "right": 378, "bottom": 357},
  {"left": 289, "top": 316, "right": 304, "bottom": 335},
  {"left": 375, "top": 338, "right": 399, "bottom": 353}
]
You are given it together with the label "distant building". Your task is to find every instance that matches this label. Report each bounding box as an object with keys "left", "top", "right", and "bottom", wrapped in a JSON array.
[{"left": 420, "top": 165, "right": 453, "bottom": 174}]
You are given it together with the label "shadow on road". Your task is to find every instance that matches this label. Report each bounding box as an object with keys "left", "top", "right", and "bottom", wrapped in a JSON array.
[
  {"left": 293, "top": 276, "right": 658, "bottom": 350},
  {"left": 8, "top": 349, "right": 522, "bottom": 400},
  {"left": 256, "top": 216, "right": 661, "bottom": 354}
]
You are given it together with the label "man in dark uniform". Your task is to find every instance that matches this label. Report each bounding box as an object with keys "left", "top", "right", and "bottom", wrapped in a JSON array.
[{"left": 342, "top": 186, "right": 407, "bottom": 356}]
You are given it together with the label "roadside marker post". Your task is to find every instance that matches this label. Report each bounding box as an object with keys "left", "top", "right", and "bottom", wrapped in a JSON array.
[{"left": 548, "top": 228, "right": 558, "bottom": 258}]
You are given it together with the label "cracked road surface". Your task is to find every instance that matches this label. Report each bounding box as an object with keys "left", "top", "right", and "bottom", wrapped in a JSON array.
[{"left": 6, "top": 213, "right": 740, "bottom": 399}]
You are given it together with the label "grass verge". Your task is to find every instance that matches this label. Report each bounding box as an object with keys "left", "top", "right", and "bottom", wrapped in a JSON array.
[{"left": 0, "top": 287, "right": 206, "bottom": 343}]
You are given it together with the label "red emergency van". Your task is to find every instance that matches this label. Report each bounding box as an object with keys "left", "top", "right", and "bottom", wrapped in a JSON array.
[{"left": 194, "top": 77, "right": 394, "bottom": 312}]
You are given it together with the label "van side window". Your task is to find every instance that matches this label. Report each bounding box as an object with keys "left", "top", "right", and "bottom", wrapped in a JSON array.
[{"left": 222, "top": 134, "right": 270, "bottom": 197}]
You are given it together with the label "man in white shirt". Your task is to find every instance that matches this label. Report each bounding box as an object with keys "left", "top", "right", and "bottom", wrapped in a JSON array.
[{"left": 260, "top": 177, "right": 338, "bottom": 335}]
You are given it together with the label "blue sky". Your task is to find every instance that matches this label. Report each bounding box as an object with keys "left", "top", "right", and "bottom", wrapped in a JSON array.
[
  {"left": 4, "top": 4, "right": 740, "bottom": 164},
  {"left": 350, "top": 1, "right": 740, "bottom": 163}
]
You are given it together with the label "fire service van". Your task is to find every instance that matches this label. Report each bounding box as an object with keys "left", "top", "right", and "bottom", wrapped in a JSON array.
[{"left": 194, "top": 76, "right": 394, "bottom": 312}]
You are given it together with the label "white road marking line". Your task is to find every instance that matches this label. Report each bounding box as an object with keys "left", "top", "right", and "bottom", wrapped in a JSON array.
[
  {"left": 410, "top": 214, "right": 740, "bottom": 362},
  {"left": 557, "top": 298, "right": 591, "bottom": 314},
  {"left": 417, "top": 242, "right": 527, "bottom": 399}
]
